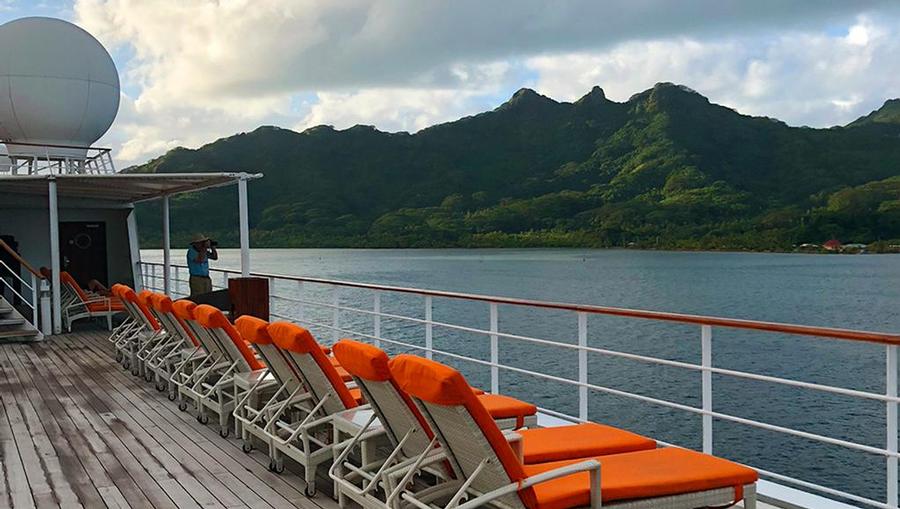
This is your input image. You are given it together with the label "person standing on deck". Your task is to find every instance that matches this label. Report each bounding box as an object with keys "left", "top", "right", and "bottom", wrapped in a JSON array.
[{"left": 187, "top": 234, "right": 218, "bottom": 296}]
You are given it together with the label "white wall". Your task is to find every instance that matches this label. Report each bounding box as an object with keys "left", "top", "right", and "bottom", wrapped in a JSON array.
[{"left": 0, "top": 193, "right": 136, "bottom": 286}]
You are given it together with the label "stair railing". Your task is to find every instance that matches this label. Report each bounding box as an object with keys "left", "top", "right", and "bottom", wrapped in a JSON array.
[
  {"left": 0, "top": 259, "right": 37, "bottom": 321},
  {"left": 0, "top": 239, "right": 45, "bottom": 325}
]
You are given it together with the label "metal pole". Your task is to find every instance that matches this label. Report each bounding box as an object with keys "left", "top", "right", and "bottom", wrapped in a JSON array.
[
  {"left": 30, "top": 273, "right": 38, "bottom": 324},
  {"left": 702, "top": 325, "right": 713, "bottom": 454},
  {"left": 238, "top": 176, "right": 250, "bottom": 277},
  {"left": 888, "top": 345, "right": 898, "bottom": 507},
  {"left": 48, "top": 177, "right": 61, "bottom": 334},
  {"left": 162, "top": 195, "right": 171, "bottom": 294},
  {"left": 332, "top": 286, "right": 340, "bottom": 342},
  {"left": 373, "top": 291, "right": 381, "bottom": 348},
  {"left": 578, "top": 312, "right": 588, "bottom": 421},
  {"left": 490, "top": 303, "right": 499, "bottom": 394},
  {"left": 425, "top": 296, "right": 433, "bottom": 360}
]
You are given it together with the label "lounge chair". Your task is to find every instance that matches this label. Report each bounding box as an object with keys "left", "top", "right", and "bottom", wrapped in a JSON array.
[
  {"left": 188, "top": 304, "right": 264, "bottom": 434},
  {"left": 390, "top": 354, "right": 758, "bottom": 509},
  {"left": 233, "top": 316, "right": 313, "bottom": 460},
  {"left": 168, "top": 300, "right": 233, "bottom": 418},
  {"left": 60, "top": 271, "right": 124, "bottom": 331},
  {"left": 329, "top": 339, "right": 657, "bottom": 509},
  {"left": 266, "top": 321, "right": 364, "bottom": 496},
  {"left": 113, "top": 285, "right": 161, "bottom": 376},
  {"left": 144, "top": 292, "right": 201, "bottom": 393}
]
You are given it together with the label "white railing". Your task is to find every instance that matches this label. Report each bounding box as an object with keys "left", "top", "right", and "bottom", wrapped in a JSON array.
[
  {"left": 0, "top": 258, "right": 39, "bottom": 323},
  {"left": 0, "top": 141, "right": 116, "bottom": 175},
  {"left": 139, "top": 260, "right": 898, "bottom": 509}
]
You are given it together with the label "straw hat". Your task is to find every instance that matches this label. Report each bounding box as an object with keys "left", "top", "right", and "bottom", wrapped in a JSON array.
[{"left": 191, "top": 233, "right": 209, "bottom": 244}]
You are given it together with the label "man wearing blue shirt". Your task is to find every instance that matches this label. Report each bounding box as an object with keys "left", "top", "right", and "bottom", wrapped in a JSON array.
[{"left": 187, "top": 233, "right": 218, "bottom": 296}]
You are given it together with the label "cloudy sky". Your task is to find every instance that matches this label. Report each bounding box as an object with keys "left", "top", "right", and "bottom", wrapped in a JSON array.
[{"left": 2, "top": 0, "right": 899, "bottom": 166}]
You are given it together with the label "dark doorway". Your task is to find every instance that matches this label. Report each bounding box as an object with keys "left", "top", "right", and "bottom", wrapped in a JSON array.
[{"left": 60, "top": 222, "right": 108, "bottom": 287}]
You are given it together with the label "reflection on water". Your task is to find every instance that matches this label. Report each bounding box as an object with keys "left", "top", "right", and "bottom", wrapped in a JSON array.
[{"left": 143, "top": 248, "right": 899, "bottom": 501}]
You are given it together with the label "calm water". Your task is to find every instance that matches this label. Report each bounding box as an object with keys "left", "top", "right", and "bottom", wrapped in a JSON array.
[{"left": 144, "top": 248, "right": 900, "bottom": 502}]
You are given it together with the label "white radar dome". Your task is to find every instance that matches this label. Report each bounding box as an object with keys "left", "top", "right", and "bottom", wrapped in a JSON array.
[{"left": 0, "top": 17, "right": 120, "bottom": 158}]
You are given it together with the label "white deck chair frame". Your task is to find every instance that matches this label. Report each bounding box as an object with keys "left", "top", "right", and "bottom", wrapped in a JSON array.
[{"left": 400, "top": 395, "right": 756, "bottom": 509}]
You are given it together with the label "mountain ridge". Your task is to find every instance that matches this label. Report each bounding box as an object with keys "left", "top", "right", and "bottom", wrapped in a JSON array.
[{"left": 131, "top": 83, "right": 900, "bottom": 250}]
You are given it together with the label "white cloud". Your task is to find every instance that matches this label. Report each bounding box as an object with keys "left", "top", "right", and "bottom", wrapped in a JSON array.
[
  {"left": 67, "top": 1, "right": 900, "bottom": 166},
  {"left": 526, "top": 17, "right": 900, "bottom": 127}
]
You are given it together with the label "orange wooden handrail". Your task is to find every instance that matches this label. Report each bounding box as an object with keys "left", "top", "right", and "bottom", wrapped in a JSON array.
[{"left": 0, "top": 239, "right": 44, "bottom": 279}]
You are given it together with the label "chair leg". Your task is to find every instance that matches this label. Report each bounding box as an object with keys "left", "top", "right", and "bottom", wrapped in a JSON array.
[{"left": 743, "top": 484, "right": 757, "bottom": 509}]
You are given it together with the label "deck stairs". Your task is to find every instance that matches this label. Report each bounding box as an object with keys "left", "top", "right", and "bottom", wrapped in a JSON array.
[{"left": 0, "top": 295, "right": 41, "bottom": 342}]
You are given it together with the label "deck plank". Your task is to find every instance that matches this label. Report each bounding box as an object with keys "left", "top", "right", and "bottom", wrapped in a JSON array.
[
  {"left": 7, "top": 344, "right": 106, "bottom": 508},
  {"left": 0, "top": 329, "right": 342, "bottom": 509},
  {"left": 68, "top": 332, "right": 322, "bottom": 509}
]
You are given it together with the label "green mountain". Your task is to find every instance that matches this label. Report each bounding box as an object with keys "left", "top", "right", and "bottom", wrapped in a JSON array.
[{"left": 131, "top": 83, "right": 900, "bottom": 250}]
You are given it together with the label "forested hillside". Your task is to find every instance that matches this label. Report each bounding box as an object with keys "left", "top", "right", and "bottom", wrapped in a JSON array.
[{"left": 131, "top": 83, "right": 900, "bottom": 250}]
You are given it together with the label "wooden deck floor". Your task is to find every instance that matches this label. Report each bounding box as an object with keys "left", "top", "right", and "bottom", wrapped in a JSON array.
[{"left": 0, "top": 329, "right": 340, "bottom": 509}]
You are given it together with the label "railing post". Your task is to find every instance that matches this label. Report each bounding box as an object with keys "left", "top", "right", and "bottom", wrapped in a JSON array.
[
  {"left": 888, "top": 345, "right": 898, "bottom": 508},
  {"left": 269, "top": 276, "right": 276, "bottom": 314},
  {"left": 222, "top": 271, "right": 228, "bottom": 289},
  {"left": 150, "top": 264, "right": 157, "bottom": 291},
  {"left": 332, "top": 286, "right": 340, "bottom": 342},
  {"left": 578, "top": 312, "right": 588, "bottom": 421},
  {"left": 373, "top": 291, "right": 381, "bottom": 348},
  {"left": 173, "top": 265, "right": 179, "bottom": 296},
  {"left": 297, "top": 281, "right": 305, "bottom": 323},
  {"left": 490, "top": 303, "right": 499, "bottom": 394},
  {"left": 425, "top": 296, "right": 433, "bottom": 360},
  {"left": 30, "top": 273, "right": 38, "bottom": 324},
  {"left": 162, "top": 194, "right": 170, "bottom": 295},
  {"left": 702, "top": 325, "right": 713, "bottom": 454}
]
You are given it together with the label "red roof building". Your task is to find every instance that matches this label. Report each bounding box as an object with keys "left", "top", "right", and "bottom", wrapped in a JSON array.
[{"left": 823, "top": 239, "right": 842, "bottom": 251}]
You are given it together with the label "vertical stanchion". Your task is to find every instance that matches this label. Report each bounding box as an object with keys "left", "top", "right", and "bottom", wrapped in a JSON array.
[
  {"left": 887, "top": 344, "right": 898, "bottom": 508},
  {"left": 238, "top": 175, "right": 250, "bottom": 277},
  {"left": 578, "top": 312, "right": 588, "bottom": 421},
  {"left": 30, "top": 273, "right": 38, "bottom": 324},
  {"left": 48, "top": 177, "right": 61, "bottom": 334},
  {"left": 162, "top": 195, "right": 170, "bottom": 294},
  {"left": 174, "top": 266, "right": 179, "bottom": 296},
  {"left": 702, "top": 325, "right": 713, "bottom": 454},
  {"left": 490, "top": 303, "right": 499, "bottom": 394},
  {"left": 150, "top": 264, "right": 157, "bottom": 292},
  {"left": 297, "top": 281, "right": 304, "bottom": 322},
  {"left": 425, "top": 296, "right": 433, "bottom": 360},
  {"left": 373, "top": 291, "right": 381, "bottom": 348},
  {"left": 332, "top": 286, "right": 340, "bottom": 341}
]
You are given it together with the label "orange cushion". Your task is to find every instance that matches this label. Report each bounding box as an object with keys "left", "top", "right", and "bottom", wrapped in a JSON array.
[
  {"left": 195, "top": 305, "right": 264, "bottom": 371},
  {"left": 523, "top": 448, "right": 758, "bottom": 508},
  {"left": 87, "top": 301, "right": 126, "bottom": 312},
  {"left": 172, "top": 299, "right": 197, "bottom": 321},
  {"left": 60, "top": 271, "right": 89, "bottom": 301},
  {"left": 235, "top": 315, "right": 273, "bottom": 345},
  {"left": 119, "top": 285, "right": 160, "bottom": 330},
  {"left": 390, "top": 355, "right": 528, "bottom": 486},
  {"left": 477, "top": 394, "right": 536, "bottom": 421},
  {"left": 268, "top": 322, "right": 358, "bottom": 409},
  {"left": 519, "top": 423, "right": 656, "bottom": 464},
  {"left": 332, "top": 340, "right": 392, "bottom": 382}
]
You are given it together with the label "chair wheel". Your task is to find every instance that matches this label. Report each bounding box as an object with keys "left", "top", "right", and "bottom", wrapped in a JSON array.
[
  {"left": 122, "top": 360, "right": 130, "bottom": 370},
  {"left": 178, "top": 402, "right": 188, "bottom": 411},
  {"left": 167, "top": 392, "right": 177, "bottom": 401},
  {"left": 242, "top": 443, "right": 253, "bottom": 453},
  {"left": 304, "top": 484, "right": 316, "bottom": 497},
  {"left": 219, "top": 427, "right": 230, "bottom": 438},
  {"left": 268, "top": 459, "right": 284, "bottom": 473},
  {"left": 145, "top": 372, "right": 154, "bottom": 382},
  {"left": 197, "top": 414, "right": 209, "bottom": 425}
]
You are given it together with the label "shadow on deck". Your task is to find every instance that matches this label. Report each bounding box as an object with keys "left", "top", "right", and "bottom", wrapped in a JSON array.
[{"left": 0, "top": 329, "right": 339, "bottom": 509}]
